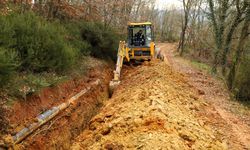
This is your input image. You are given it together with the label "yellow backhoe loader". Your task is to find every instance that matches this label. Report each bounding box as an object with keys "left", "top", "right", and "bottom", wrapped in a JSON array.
[{"left": 109, "top": 22, "right": 156, "bottom": 94}]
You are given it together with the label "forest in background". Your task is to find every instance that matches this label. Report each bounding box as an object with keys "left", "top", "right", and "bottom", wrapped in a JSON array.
[{"left": 0, "top": 0, "right": 249, "bottom": 103}]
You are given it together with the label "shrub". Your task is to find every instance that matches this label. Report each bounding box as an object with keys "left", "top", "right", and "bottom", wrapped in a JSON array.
[
  {"left": 0, "top": 15, "right": 16, "bottom": 49},
  {"left": 80, "top": 22, "right": 119, "bottom": 60},
  {"left": 0, "top": 12, "right": 77, "bottom": 73},
  {"left": 0, "top": 15, "right": 18, "bottom": 86},
  {"left": 64, "top": 21, "right": 119, "bottom": 60},
  {"left": 234, "top": 54, "right": 250, "bottom": 101},
  {"left": 0, "top": 48, "right": 18, "bottom": 87},
  {"left": 0, "top": 11, "right": 120, "bottom": 95},
  {"left": 63, "top": 21, "right": 91, "bottom": 56}
]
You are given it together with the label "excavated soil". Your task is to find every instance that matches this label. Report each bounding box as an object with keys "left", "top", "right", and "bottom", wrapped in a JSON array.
[
  {"left": 71, "top": 43, "right": 250, "bottom": 150},
  {"left": 71, "top": 62, "right": 227, "bottom": 149}
]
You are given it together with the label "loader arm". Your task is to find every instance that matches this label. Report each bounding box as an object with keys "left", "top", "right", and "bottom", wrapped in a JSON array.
[{"left": 109, "top": 41, "right": 129, "bottom": 95}]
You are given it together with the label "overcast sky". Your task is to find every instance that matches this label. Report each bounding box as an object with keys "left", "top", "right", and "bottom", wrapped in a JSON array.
[{"left": 155, "top": 0, "right": 182, "bottom": 9}]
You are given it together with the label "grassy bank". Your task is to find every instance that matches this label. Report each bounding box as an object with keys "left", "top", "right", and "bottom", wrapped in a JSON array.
[
  {"left": 0, "top": 11, "right": 119, "bottom": 102},
  {"left": 182, "top": 50, "right": 250, "bottom": 103}
]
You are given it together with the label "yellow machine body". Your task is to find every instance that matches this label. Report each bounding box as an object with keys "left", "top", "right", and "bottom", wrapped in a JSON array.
[
  {"left": 125, "top": 22, "right": 155, "bottom": 62},
  {"left": 127, "top": 42, "right": 155, "bottom": 61},
  {"left": 109, "top": 22, "right": 156, "bottom": 94}
]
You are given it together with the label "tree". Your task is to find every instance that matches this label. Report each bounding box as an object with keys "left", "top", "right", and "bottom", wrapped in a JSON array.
[
  {"left": 178, "top": 0, "right": 193, "bottom": 56},
  {"left": 207, "top": 0, "right": 230, "bottom": 73},
  {"left": 227, "top": 3, "right": 250, "bottom": 90},
  {"left": 221, "top": 0, "right": 248, "bottom": 75}
]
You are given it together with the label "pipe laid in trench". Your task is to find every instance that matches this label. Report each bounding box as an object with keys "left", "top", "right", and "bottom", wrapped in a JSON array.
[{"left": 12, "top": 79, "right": 101, "bottom": 145}]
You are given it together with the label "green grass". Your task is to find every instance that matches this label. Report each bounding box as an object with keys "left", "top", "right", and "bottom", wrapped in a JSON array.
[
  {"left": 189, "top": 60, "right": 212, "bottom": 73},
  {"left": 0, "top": 11, "right": 119, "bottom": 103},
  {"left": 3, "top": 55, "right": 104, "bottom": 106},
  {"left": 5, "top": 72, "right": 68, "bottom": 101}
]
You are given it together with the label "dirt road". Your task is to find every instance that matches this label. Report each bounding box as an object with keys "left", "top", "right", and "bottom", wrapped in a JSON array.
[
  {"left": 71, "top": 43, "right": 250, "bottom": 150},
  {"left": 160, "top": 43, "right": 250, "bottom": 149}
]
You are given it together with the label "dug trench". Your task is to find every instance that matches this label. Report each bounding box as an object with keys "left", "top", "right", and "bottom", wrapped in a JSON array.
[{"left": 1, "top": 59, "right": 113, "bottom": 149}]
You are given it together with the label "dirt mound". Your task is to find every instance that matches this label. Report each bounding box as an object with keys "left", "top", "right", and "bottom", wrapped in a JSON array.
[{"left": 71, "top": 60, "right": 227, "bottom": 149}]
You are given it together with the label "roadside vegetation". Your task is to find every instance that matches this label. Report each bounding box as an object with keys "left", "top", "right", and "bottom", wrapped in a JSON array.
[
  {"left": 155, "top": 0, "right": 249, "bottom": 102},
  {"left": 178, "top": 0, "right": 250, "bottom": 101},
  {"left": 0, "top": 9, "right": 119, "bottom": 101}
]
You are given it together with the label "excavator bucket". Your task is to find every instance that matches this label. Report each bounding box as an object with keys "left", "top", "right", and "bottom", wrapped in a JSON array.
[{"left": 109, "top": 80, "right": 120, "bottom": 97}]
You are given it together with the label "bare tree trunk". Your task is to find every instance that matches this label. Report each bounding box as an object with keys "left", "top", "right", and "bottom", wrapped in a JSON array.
[
  {"left": 177, "top": 15, "right": 184, "bottom": 52},
  {"left": 207, "top": 0, "right": 229, "bottom": 73},
  {"left": 228, "top": 4, "right": 249, "bottom": 90},
  {"left": 221, "top": 0, "right": 247, "bottom": 76},
  {"left": 178, "top": 0, "right": 192, "bottom": 56},
  {"left": 179, "top": 17, "right": 188, "bottom": 56}
]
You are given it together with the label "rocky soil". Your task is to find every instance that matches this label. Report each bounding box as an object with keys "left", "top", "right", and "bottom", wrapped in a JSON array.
[
  {"left": 71, "top": 43, "right": 250, "bottom": 150},
  {"left": 72, "top": 61, "right": 226, "bottom": 149}
]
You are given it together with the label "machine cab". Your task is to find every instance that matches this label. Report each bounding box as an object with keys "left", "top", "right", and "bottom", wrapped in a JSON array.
[{"left": 127, "top": 22, "right": 153, "bottom": 48}]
